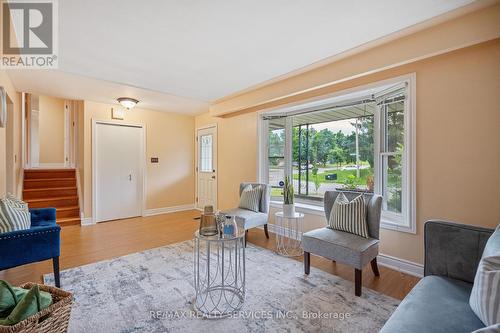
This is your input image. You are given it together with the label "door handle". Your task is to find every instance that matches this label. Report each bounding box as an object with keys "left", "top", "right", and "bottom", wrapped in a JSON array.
[
  {"left": 128, "top": 174, "right": 132, "bottom": 181},
  {"left": 211, "top": 175, "right": 216, "bottom": 179}
]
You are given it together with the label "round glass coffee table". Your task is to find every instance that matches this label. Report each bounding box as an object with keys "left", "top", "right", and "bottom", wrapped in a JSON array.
[
  {"left": 275, "top": 211, "right": 304, "bottom": 257},
  {"left": 193, "top": 229, "right": 246, "bottom": 318}
]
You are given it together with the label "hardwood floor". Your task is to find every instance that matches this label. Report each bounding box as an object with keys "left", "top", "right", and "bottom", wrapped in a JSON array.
[{"left": 0, "top": 210, "right": 419, "bottom": 300}]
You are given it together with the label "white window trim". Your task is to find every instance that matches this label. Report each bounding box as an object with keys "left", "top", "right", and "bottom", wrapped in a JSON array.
[
  {"left": 258, "top": 73, "right": 417, "bottom": 234},
  {"left": 270, "top": 200, "right": 326, "bottom": 217}
]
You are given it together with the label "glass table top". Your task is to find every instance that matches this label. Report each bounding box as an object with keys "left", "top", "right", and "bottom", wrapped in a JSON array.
[{"left": 194, "top": 228, "right": 245, "bottom": 242}]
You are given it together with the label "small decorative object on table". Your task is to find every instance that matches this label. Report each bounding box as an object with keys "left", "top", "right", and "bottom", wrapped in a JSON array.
[
  {"left": 0, "top": 282, "right": 72, "bottom": 333},
  {"left": 275, "top": 211, "right": 304, "bottom": 257},
  {"left": 199, "top": 205, "right": 218, "bottom": 236},
  {"left": 222, "top": 215, "right": 238, "bottom": 238},
  {"left": 215, "top": 212, "right": 226, "bottom": 236},
  {"left": 283, "top": 176, "right": 295, "bottom": 217}
]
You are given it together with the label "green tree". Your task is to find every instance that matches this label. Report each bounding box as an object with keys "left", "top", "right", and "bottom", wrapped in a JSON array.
[
  {"left": 311, "top": 129, "right": 334, "bottom": 167},
  {"left": 292, "top": 125, "right": 316, "bottom": 168},
  {"left": 358, "top": 116, "right": 375, "bottom": 168},
  {"left": 268, "top": 128, "right": 285, "bottom": 166},
  {"left": 386, "top": 104, "right": 405, "bottom": 151},
  {"left": 331, "top": 131, "right": 352, "bottom": 165},
  {"left": 387, "top": 142, "right": 404, "bottom": 213},
  {"left": 343, "top": 132, "right": 356, "bottom": 164},
  {"left": 328, "top": 146, "right": 345, "bottom": 168}
]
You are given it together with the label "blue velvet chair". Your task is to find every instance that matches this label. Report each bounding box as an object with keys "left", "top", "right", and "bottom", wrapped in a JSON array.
[{"left": 0, "top": 208, "right": 61, "bottom": 287}]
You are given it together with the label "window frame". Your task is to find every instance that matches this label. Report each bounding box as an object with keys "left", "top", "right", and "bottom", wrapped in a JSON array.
[
  {"left": 258, "top": 73, "right": 416, "bottom": 233},
  {"left": 266, "top": 118, "right": 288, "bottom": 201},
  {"left": 199, "top": 133, "right": 214, "bottom": 173}
]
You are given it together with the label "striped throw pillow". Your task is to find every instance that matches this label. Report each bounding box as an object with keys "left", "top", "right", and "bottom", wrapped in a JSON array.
[
  {"left": 328, "top": 193, "right": 369, "bottom": 238},
  {"left": 6, "top": 193, "right": 28, "bottom": 209},
  {"left": 0, "top": 197, "right": 31, "bottom": 234},
  {"left": 239, "top": 185, "right": 262, "bottom": 212},
  {"left": 469, "top": 224, "right": 500, "bottom": 326}
]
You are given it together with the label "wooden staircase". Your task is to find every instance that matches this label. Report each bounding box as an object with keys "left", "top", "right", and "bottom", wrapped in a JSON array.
[{"left": 23, "top": 169, "right": 80, "bottom": 226}]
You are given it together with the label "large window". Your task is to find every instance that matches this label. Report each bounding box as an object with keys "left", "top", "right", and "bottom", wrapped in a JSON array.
[{"left": 259, "top": 76, "right": 415, "bottom": 232}]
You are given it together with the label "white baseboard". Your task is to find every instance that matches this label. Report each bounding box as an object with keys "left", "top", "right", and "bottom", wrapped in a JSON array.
[
  {"left": 377, "top": 253, "right": 423, "bottom": 277},
  {"left": 80, "top": 217, "right": 94, "bottom": 226},
  {"left": 143, "top": 204, "right": 195, "bottom": 217},
  {"left": 80, "top": 204, "right": 195, "bottom": 225},
  {"left": 260, "top": 224, "right": 424, "bottom": 277}
]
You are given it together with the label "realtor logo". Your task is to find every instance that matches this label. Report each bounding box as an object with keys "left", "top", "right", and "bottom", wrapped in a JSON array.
[{"left": 1, "top": 0, "right": 58, "bottom": 68}]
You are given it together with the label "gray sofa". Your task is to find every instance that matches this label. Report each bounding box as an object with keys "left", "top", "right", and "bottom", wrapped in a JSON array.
[{"left": 380, "top": 220, "right": 494, "bottom": 333}]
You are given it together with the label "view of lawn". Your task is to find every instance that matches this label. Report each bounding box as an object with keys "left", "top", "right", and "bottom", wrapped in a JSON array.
[
  {"left": 271, "top": 187, "right": 283, "bottom": 197},
  {"left": 270, "top": 167, "right": 374, "bottom": 198},
  {"left": 293, "top": 168, "right": 372, "bottom": 186}
]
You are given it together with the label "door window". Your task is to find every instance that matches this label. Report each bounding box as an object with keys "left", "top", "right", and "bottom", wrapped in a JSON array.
[{"left": 200, "top": 134, "right": 213, "bottom": 172}]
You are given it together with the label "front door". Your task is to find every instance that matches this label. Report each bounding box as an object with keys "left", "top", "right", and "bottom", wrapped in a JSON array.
[{"left": 197, "top": 126, "right": 217, "bottom": 210}]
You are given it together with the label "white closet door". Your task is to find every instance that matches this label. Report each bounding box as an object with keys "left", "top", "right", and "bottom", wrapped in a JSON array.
[
  {"left": 118, "top": 125, "right": 142, "bottom": 219},
  {"left": 95, "top": 123, "right": 143, "bottom": 222}
]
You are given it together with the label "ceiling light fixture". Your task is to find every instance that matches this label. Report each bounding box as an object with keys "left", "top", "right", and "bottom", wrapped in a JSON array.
[{"left": 117, "top": 97, "right": 139, "bottom": 109}]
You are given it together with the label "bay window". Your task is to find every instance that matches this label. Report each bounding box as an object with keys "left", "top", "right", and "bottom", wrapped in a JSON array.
[{"left": 259, "top": 75, "right": 416, "bottom": 233}]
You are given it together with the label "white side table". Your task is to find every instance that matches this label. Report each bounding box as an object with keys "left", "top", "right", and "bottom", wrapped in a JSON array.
[{"left": 275, "top": 211, "right": 304, "bottom": 257}]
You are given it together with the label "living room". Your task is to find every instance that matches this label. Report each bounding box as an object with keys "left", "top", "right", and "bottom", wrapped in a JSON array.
[{"left": 0, "top": 1, "right": 499, "bottom": 332}]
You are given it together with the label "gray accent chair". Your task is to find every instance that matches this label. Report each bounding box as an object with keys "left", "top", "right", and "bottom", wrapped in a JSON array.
[
  {"left": 302, "top": 190, "right": 382, "bottom": 296},
  {"left": 223, "top": 183, "right": 271, "bottom": 243},
  {"left": 380, "top": 220, "right": 494, "bottom": 333}
]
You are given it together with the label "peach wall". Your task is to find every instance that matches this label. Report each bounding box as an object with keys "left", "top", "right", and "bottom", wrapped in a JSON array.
[
  {"left": 38, "top": 95, "right": 65, "bottom": 164},
  {"left": 195, "top": 112, "right": 258, "bottom": 210},
  {"left": 197, "top": 39, "right": 500, "bottom": 264},
  {"left": 82, "top": 101, "right": 196, "bottom": 218},
  {"left": 0, "top": 71, "right": 22, "bottom": 198}
]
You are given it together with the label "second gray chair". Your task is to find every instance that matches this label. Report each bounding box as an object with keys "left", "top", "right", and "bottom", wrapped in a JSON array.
[
  {"left": 223, "top": 183, "right": 271, "bottom": 242},
  {"left": 302, "top": 190, "right": 382, "bottom": 296}
]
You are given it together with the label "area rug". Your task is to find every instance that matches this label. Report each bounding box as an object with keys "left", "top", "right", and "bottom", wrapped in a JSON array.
[{"left": 44, "top": 241, "right": 398, "bottom": 332}]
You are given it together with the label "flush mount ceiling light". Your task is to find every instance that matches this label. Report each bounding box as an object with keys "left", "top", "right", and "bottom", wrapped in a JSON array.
[{"left": 117, "top": 97, "right": 139, "bottom": 109}]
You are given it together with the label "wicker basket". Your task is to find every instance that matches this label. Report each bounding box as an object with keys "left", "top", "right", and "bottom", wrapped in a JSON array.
[{"left": 0, "top": 283, "right": 73, "bottom": 333}]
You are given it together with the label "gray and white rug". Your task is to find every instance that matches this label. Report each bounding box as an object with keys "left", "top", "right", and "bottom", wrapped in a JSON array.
[{"left": 44, "top": 241, "right": 398, "bottom": 333}]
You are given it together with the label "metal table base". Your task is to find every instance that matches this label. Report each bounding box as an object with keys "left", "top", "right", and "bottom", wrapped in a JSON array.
[
  {"left": 275, "top": 212, "right": 304, "bottom": 257},
  {"left": 193, "top": 231, "right": 246, "bottom": 318}
]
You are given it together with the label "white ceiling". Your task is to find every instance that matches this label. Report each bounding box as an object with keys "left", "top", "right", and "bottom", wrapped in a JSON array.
[
  {"left": 7, "top": 70, "right": 209, "bottom": 115},
  {"left": 7, "top": 0, "right": 474, "bottom": 114}
]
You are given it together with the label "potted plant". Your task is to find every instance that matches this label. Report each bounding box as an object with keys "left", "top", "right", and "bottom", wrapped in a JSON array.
[
  {"left": 336, "top": 174, "right": 364, "bottom": 193},
  {"left": 343, "top": 174, "right": 357, "bottom": 190},
  {"left": 283, "top": 176, "right": 295, "bottom": 217},
  {"left": 312, "top": 167, "right": 321, "bottom": 194}
]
